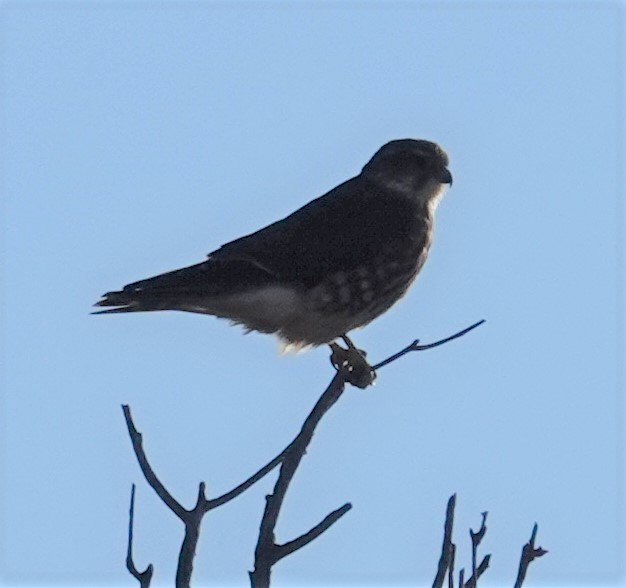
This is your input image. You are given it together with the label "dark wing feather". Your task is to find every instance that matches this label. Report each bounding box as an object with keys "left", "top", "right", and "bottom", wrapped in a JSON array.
[
  {"left": 93, "top": 258, "right": 278, "bottom": 312},
  {"left": 94, "top": 173, "right": 421, "bottom": 313},
  {"left": 210, "top": 175, "right": 419, "bottom": 288}
]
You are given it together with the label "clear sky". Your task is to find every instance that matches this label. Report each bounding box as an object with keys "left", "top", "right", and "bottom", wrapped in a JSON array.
[{"left": 1, "top": 1, "right": 624, "bottom": 587}]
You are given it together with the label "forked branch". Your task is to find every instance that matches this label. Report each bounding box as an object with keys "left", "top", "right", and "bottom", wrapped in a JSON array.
[
  {"left": 122, "top": 405, "right": 289, "bottom": 587},
  {"left": 249, "top": 372, "right": 350, "bottom": 587},
  {"left": 123, "top": 320, "right": 486, "bottom": 587},
  {"left": 513, "top": 523, "right": 548, "bottom": 588}
]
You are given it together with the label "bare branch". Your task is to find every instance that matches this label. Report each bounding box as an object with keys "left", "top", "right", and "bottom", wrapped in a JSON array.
[
  {"left": 468, "top": 511, "right": 488, "bottom": 588},
  {"left": 373, "top": 320, "right": 486, "bottom": 371},
  {"left": 513, "top": 524, "right": 547, "bottom": 588},
  {"left": 250, "top": 372, "right": 348, "bottom": 587},
  {"left": 123, "top": 404, "right": 290, "bottom": 587},
  {"left": 122, "top": 405, "right": 187, "bottom": 521},
  {"left": 207, "top": 451, "right": 287, "bottom": 510},
  {"left": 123, "top": 405, "right": 203, "bottom": 586},
  {"left": 447, "top": 542, "right": 456, "bottom": 588},
  {"left": 471, "top": 512, "right": 488, "bottom": 546},
  {"left": 176, "top": 513, "right": 203, "bottom": 588},
  {"left": 431, "top": 496, "right": 543, "bottom": 588},
  {"left": 124, "top": 319, "right": 487, "bottom": 586},
  {"left": 174, "top": 484, "right": 213, "bottom": 588},
  {"left": 433, "top": 499, "right": 491, "bottom": 588},
  {"left": 463, "top": 554, "right": 490, "bottom": 588},
  {"left": 277, "top": 503, "right": 352, "bottom": 561},
  {"left": 433, "top": 494, "right": 456, "bottom": 588},
  {"left": 126, "top": 484, "right": 153, "bottom": 587}
]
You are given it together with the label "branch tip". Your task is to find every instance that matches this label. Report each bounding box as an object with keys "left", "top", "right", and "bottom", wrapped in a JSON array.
[
  {"left": 373, "top": 320, "right": 486, "bottom": 370},
  {"left": 278, "top": 502, "right": 352, "bottom": 560},
  {"left": 126, "top": 484, "right": 153, "bottom": 587}
]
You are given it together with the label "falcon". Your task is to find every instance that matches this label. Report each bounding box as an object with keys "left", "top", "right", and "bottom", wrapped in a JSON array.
[{"left": 94, "top": 139, "right": 452, "bottom": 382}]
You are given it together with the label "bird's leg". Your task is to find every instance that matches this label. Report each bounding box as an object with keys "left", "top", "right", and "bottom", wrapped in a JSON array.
[
  {"left": 340, "top": 335, "right": 365, "bottom": 354},
  {"left": 329, "top": 335, "right": 377, "bottom": 389}
]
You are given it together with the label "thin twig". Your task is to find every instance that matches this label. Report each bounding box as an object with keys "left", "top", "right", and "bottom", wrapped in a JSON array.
[
  {"left": 122, "top": 405, "right": 187, "bottom": 521},
  {"left": 373, "top": 320, "right": 486, "bottom": 370},
  {"left": 207, "top": 452, "right": 288, "bottom": 509},
  {"left": 433, "top": 494, "right": 456, "bottom": 588},
  {"left": 126, "top": 484, "right": 153, "bottom": 587},
  {"left": 513, "top": 524, "right": 547, "bottom": 588},
  {"left": 277, "top": 502, "right": 352, "bottom": 560}
]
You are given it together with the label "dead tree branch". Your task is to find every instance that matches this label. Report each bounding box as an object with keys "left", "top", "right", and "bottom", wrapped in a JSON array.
[
  {"left": 462, "top": 555, "right": 490, "bottom": 588},
  {"left": 123, "top": 407, "right": 187, "bottom": 520},
  {"left": 513, "top": 523, "right": 548, "bottom": 588},
  {"left": 123, "top": 320, "right": 486, "bottom": 587},
  {"left": 433, "top": 495, "right": 544, "bottom": 588},
  {"left": 466, "top": 511, "right": 490, "bottom": 588},
  {"left": 122, "top": 405, "right": 288, "bottom": 588},
  {"left": 249, "top": 372, "right": 351, "bottom": 587},
  {"left": 433, "top": 494, "right": 456, "bottom": 588},
  {"left": 126, "top": 484, "right": 153, "bottom": 587},
  {"left": 373, "top": 319, "right": 486, "bottom": 371}
]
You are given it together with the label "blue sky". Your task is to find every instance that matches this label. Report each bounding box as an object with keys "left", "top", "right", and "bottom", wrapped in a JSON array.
[{"left": 1, "top": 1, "right": 624, "bottom": 586}]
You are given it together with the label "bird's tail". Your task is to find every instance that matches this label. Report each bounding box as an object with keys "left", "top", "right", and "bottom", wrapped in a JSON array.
[
  {"left": 92, "top": 258, "right": 277, "bottom": 315},
  {"left": 92, "top": 293, "right": 149, "bottom": 314},
  {"left": 92, "top": 261, "right": 214, "bottom": 314}
]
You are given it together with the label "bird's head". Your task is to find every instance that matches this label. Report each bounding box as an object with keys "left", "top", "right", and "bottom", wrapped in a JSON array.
[{"left": 361, "top": 139, "right": 452, "bottom": 208}]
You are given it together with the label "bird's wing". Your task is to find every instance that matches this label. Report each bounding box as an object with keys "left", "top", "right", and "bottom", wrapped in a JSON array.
[
  {"left": 93, "top": 255, "right": 280, "bottom": 313},
  {"left": 94, "top": 175, "right": 418, "bottom": 313},
  {"left": 210, "top": 176, "right": 416, "bottom": 288}
]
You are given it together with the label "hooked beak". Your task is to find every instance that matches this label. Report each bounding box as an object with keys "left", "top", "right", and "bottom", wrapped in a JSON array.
[{"left": 438, "top": 167, "right": 453, "bottom": 186}]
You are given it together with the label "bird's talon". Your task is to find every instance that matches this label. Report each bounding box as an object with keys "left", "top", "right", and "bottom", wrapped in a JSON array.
[{"left": 329, "top": 342, "right": 376, "bottom": 388}]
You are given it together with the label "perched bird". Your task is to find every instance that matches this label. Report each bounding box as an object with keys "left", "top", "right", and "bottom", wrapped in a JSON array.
[{"left": 94, "top": 139, "right": 452, "bottom": 359}]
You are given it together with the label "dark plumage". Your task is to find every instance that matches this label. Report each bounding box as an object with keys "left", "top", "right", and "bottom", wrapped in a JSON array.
[{"left": 94, "top": 139, "right": 452, "bottom": 351}]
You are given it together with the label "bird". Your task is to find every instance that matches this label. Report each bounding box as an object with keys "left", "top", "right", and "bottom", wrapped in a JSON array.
[{"left": 94, "top": 138, "right": 452, "bottom": 378}]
